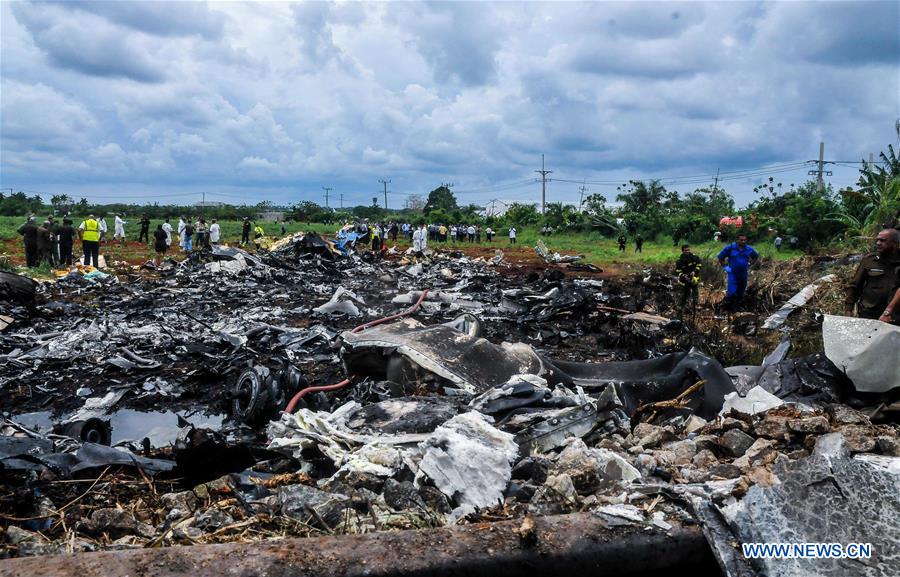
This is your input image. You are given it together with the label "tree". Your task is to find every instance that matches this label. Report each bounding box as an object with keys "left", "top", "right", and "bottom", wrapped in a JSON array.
[
  {"left": 831, "top": 178, "right": 900, "bottom": 241},
  {"left": 858, "top": 144, "right": 900, "bottom": 195},
  {"left": 616, "top": 180, "right": 666, "bottom": 238},
  {"left": 583, "top": 193, "right": 618, "bottom": 235},
  {"left": 460, "top": 203, "right": 482, "bottom": 219},
  {"left": 288, "top": 200, "right": 325, "bottom": 223},
  {"left": 544, "top": 202, "right": 577, "bottom": 229},
  {"left": 503, "top": 203, "right": 540, "bottom": 226},
  {"left": 424, "top": 185, "right": 458, "bottom": 212},
  {"left": 50, "top": 194, "right": 73, "bottom": 214},
  {"left": 0, "top": 192, "right": 45, "bottom": 216},
  {"left": 750, "top": 181, "right": 843, "bottom": 248}
]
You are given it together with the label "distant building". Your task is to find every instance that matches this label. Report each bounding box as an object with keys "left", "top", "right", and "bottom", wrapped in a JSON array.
[
  {"left": 257, "top": 210, "right": 285, "bottom": 221},
  {"left": 478, "top": 200, "right": 539, "bottom": 218}
]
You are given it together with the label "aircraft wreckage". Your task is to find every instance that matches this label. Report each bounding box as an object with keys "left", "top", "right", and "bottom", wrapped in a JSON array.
[{"left": 1, "top": 233, "right": 898, "bottom": 577}]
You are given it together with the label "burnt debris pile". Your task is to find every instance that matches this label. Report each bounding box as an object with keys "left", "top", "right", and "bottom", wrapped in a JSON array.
[{"left": 1, "top": 235, "right": 898, "bottom": 577}]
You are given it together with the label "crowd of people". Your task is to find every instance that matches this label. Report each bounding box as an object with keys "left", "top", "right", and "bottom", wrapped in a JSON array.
[
  {"left": 343, "top": 221, "right": 521, "bottom": 251},
  {"left": 15, "top": 213, "right": 248, "bottom": 268},
  {"left": 13, "top": 212, "right": 900, "bottom": 326}
]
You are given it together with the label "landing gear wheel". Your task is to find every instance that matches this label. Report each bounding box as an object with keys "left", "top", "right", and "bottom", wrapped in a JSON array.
[{"left": 232, "top": 366, "right": 272, "bottom": 426}]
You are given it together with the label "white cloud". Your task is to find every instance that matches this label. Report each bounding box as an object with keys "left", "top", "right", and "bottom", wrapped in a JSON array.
[
  {"left": 237, "top": 156, "right": 277, "bottom": 170},
  {"left": 1, "top": 1, "right": 896, "bottom": 207}
]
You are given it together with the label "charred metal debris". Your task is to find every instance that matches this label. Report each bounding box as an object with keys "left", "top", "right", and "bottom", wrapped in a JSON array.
[{"left": 1, "top": 235, "right": 898, "bottom": 577}]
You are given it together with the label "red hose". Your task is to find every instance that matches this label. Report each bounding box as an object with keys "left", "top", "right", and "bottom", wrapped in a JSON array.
[
  {"left": 283, "top": 289, "right": 431, "bottom": 414},
  {"left": 284, "top": 378, "right": 351, "bottom": 414}
]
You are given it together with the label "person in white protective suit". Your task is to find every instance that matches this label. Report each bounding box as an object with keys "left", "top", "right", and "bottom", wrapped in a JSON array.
[
  {"left": 412, "top": 224, "right": 427, "bottom": 252},
  {"left": 177, "top": 217, "right": 187, "bottom": 250},
  {"left": 114, "top": 214, "right": 127, "bottom": 245}
]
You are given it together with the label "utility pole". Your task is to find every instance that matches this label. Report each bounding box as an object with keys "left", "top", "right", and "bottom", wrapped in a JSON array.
[
  {"left": 489, "top": 199, "right": 497, "bottom": 216},
  {"left": 340, "top": 193, "right": 344, "bottom": 209},
  {"left": 535, "top": 154, "right": 552, "bottom": 215},
  {"left": 578, "top": 180, "right": 588, "bottom": 212},
  {"left": 817, "top": 141, "right": 825, "bottom": 191},
  {"left": 322, "top": 186, "right": 332, "bottom": 208},
  {"left": 807, "top": 142, "right": 831, "bottom": 191},
  {"left": 379, "top": 179, "right": 391, "bottom": 211},
  {"left": 711, "top": 168, "right": 720, "bottom": 195}
]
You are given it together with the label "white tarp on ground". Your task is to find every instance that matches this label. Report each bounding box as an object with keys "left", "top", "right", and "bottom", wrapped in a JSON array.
[{"left": 823, "top": 315, "right": 900, "bottom": 393}]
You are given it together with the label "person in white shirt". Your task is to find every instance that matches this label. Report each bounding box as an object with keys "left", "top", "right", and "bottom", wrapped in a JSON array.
[
  {"left": 209, "top": 219, "right": 221, "bottom": 244},
  {"left": 467, "top": 225, "right": 476, "bottom": 242},
  {"left": 509, "top": 227, "right": 517, "bottom": 244},
  {"left": 98, "top": 216, "right": 108, "bottom": 236},
  {"left": 162, "top": 218, "right": 173, "bottom": 246},
  {"left": 114, "top": 214, "right": 127, "bottom": 245}
]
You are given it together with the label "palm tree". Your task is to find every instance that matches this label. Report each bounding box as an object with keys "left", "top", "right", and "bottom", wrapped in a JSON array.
[{"left": 827, "top": 177, "right": 900, "bottom": 242}]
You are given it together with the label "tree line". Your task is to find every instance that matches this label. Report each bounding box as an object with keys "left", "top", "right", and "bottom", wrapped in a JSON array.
[{"left": 4, "top": 142, "right": 897, "bottom": 249}]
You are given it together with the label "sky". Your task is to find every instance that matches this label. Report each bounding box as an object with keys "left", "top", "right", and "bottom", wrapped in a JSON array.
[{"left": 1, "top": 0, "right": 898, "bottom": 210}]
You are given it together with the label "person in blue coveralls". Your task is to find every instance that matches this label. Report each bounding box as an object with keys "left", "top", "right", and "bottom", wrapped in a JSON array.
[{"left": 717, "top": 233, "right": 759, "bottom": 312}]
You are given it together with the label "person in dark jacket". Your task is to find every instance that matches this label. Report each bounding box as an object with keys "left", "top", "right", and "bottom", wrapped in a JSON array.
[
  {"left": 138, "top": 214, "right": 151, "bottom": 244},
  {"left": 58, "top": 218, "right": 75, "bottom": 267},
  {"left": 153, "top": 224, "right": 168, "bottom": 266},
  {"left": 618, "top": 234, "right": 627, "bottom": 252},
  {"left": 48, "top": 216, "right": 60, "bottom": 265},
  {"left": 635, "top": 234, "right": 644, "bottom": 253},
  {"left": 17, "top": 216, "right": 39, "bottom": 267},
  {"left": 675, "top": 244, "right": 702, "bottom": 316},
  {"left": 241, "top": 217, "right": 252, "bottom": 245}
]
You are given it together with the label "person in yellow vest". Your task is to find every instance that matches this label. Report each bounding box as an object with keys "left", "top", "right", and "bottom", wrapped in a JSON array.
[
  {"left": 78, "top": 214, "right": 103, "bottom": 267},
  {"left": 253, "top": 224, "right": 264, "bottom": 248}
]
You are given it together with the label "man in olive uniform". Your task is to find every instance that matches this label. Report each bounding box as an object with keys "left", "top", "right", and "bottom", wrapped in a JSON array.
[
  {"left": 48, "top": 216, "right": 60, "bottom": 265},
  {"left": 618, "top": 234, "right": 627, "bottom": 252},
  {"left": 36, "top": 221, "right": 52, "bottom": 266},
  {"left": 845, "top": 228, "right": 900, "bottom": 323},
  {"left": 17, "top": 216, "right": 39, "bottom": 267},
  {"left": 675, "top": 244, "right": 702, "bottom": 316},
  {"left": 58, "top": 218, "right": 75, "bottom": 266}
]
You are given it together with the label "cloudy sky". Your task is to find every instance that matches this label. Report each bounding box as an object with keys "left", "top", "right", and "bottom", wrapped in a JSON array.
[{"left": 1, "top": 1, "right": 898, "bottom": 209}]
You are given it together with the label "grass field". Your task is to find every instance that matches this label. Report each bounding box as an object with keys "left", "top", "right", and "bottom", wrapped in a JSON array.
[{"left": 0, "top": 215, "right": 806, "bottom": 272}]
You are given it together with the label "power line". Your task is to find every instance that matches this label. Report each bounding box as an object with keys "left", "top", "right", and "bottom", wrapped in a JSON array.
[
  {"left": 552, "top": 161, "right": 812, "bottom": 187},
  {"left": 322, "top": 186, "right": 332, "bottom": 209}
]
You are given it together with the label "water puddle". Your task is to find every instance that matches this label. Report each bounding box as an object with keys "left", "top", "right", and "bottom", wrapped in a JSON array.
[
  {"left": 8, "top": 411, "right": 54, "bottom": 433},
  {"left": 9, "top": 409, "right": 226, "bottom": 448}
]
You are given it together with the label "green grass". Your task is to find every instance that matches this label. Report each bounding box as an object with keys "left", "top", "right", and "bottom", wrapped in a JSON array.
[
  {"left": 506, "top": 229, "right": 803, "bottom": 265},
  {"left": 0, "top": 215, "right": 806, "bottom": 270}
]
